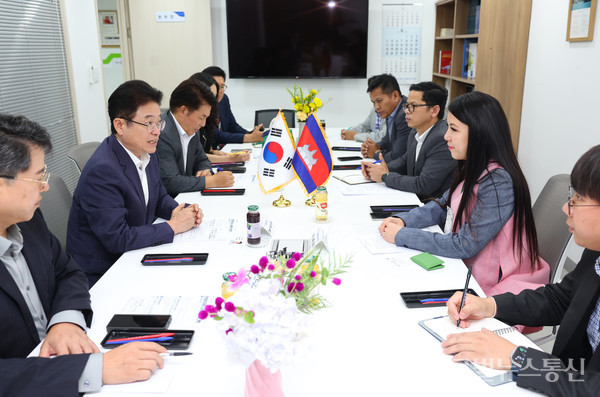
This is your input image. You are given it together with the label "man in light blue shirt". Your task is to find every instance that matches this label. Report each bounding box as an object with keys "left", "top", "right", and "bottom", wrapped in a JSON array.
[{"left": 0, "top": 114, "right": 167, "bottom": 395}]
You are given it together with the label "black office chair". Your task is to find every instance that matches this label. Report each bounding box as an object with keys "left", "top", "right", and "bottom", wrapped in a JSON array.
[{"left": 254, "top": 109, "right": 295, "bottom": 129}]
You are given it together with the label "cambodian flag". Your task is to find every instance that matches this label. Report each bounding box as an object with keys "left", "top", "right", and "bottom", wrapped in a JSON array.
[{"left": 292, "top": 114, "right": 332, "bottom": 195}]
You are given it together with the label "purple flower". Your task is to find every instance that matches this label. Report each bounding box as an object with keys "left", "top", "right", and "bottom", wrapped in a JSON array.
[
  {"left": 310, "top": 271, "right": 317, "bottom": 278},
  {"left": 332, "top": 278, "right": 342, "bottom": 286},
  {"left": 198, "top": 310, "right": 208, "bottom": 320},
  {"left": 268, "top": 264, "right": 275, "bottom": 271},
  {"left": 215, "top": 297, "right": 224, "bottom": 310},
  {"left": 250, "top": 265, "right": 260, "bottom": 274},
  {"left": 286, "top": 259, "right": 296, "bottom": 269},
  {"left": 205, "top": 305, "right": 217, "bottom": 313},
  {"left": 292, "top": 252, "right": 302, "bottom": 261},
  {"left": 295, "top": 282, "right": 305, "bottom": 292},
  {"left": 259, "top": 256, "right": 269, "bottom": 267},
  {"left": 287, "top": 282, "right": 296, "bottom": 293},
  {"left": 224, "top": 302, "right": 236, "bottom": 312},
  {"left": 225, "top": 328, "right": 233, "bottom": 335},
  {"left": 295, "top": 274, "right": 302, "bottom": 281}
]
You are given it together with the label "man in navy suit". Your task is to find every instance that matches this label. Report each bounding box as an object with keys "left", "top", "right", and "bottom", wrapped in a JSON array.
[
  {"left": 361, "top": 81, "right": 457, "bottom": 201},
  {"left": 202, "top": 66, "right": 263, "bottom": 145},
  {"left": 0, "top": 114, "right": 167, "bottom": 396},
  {"left": 67, "top": 80, "right": 203, "bottom": 286},
  {"left": 360, "top": 74, "right": 411, "bottom": 163}
]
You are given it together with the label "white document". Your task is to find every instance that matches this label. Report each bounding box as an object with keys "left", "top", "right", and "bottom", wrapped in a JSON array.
[
  {"left": 338, "top": 182, "right": 398, "bottom": 196},
  {"left": 333, "top": 173, "right": 374, "bottom": 185},
  {"left": 173, "top": 218, "right": 240, "bottom": 242},
  {"left": 121, "top": 295, "right": 210, "bottom": 327},
  {"left": 357, "top": 224, "right": 440, "bottom": 254},
  {"left": 100, "top": 366, "right": 173, "bottom": 394}
]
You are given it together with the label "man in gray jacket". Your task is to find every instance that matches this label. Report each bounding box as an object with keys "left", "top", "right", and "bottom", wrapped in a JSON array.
[
  {"left": 157, "top": 78, "right": 234, "bottom": 196},
  {"left": 362, "top": 81, "right": 456, "bottom": 201},
  {"left": 340, "top": 108, "right": 387, "bottom": 143}
]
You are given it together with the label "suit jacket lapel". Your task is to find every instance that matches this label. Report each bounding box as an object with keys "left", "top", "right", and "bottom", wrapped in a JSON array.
[
  {"left": 164, "top": 112, "right": 187, "bottom": 175},
  {"left": 554, "top": 272, "right": 600, "bottom": 358},
  {"left": 108, "top": 135, "right": 147, "bottom": 211},
  {"left": 0, "top": 257, "right": 41, "bottom": 342},
  {"left": 407, "top": 131, "right": 417, "bottom": 175}
]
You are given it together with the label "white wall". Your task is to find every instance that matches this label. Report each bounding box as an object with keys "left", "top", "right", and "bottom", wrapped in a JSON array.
[
  {"left": 209, "top": 0, "right": 436, "bottom": 129},
  {"left": 519, "top": 0, "right": 600, "bottom": 200},
  {"left": 62, "top": 0, "right": 110, "bottom": 143},
  {"left": 518, "top": 0, "right": 600, "bottom": 263}
]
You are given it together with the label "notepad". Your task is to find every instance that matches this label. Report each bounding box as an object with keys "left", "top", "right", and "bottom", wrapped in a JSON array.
[
  {"left": 419, "top": 316, "right": 539, "bottom": 386},
  {"left": 333, "top": 173, "right": 374, "bottom": 185}
]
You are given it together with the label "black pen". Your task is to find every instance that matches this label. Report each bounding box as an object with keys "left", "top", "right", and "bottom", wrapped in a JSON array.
[
  {"left": 160, "top": 352, "right": 193, "bottom": 356},
  {"left": 456, "top": 266, "right": 472, "bottom": 327}
]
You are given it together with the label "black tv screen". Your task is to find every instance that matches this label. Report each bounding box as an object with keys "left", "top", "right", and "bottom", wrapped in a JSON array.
[{"left": 225, "top": 0, "right": 369, "bottom": 78}]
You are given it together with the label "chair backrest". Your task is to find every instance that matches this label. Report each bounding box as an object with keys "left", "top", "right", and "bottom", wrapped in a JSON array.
[
  {"left": 532, "top": 174, "right": 572, "bottom": 283},
  {"left": 39, "top": 174, "right": 72, "bottom": 249},
  {"left": 254, "top": 109, "right": 296, "bottom": 129},
  {"left": 67, "top": 142, "right": 101, "bottom": 173}
]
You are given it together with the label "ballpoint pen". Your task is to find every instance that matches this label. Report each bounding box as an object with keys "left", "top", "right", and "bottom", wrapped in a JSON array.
[
  {"left": 105, "top": 333, "right": 175, "bottom": 343},
  {"left": 456, "top": 266, "right": 473, "bottom": 327},
  {"left": 105, "top": 336, "right": 174, "bottom": 345},
  {"left": 160, "top": 352, "right": 193, "bottom": 356},
  {"left": 216, "top": 166, "right": 224, "bottom": 172}
]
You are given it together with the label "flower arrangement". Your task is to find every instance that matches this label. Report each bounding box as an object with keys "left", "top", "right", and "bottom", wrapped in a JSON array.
[
  {"left": 198, "top": 249, "right": 350, "bottom": 370},
  {"left": 286, "top": 85, "right": 324, "bottom": 122}
]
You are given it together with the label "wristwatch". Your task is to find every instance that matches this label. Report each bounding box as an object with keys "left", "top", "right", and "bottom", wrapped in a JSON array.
[
  {"left": 510, "top": 346, "right": 528, "bottom": 381},
  {"left": 381, "top": 172, "right": 389, "bottom": 183}
]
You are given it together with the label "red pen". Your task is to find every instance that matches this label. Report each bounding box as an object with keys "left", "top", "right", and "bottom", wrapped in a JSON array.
[{"left": 106, "top": 332, "right": 175, "bottom": 343}]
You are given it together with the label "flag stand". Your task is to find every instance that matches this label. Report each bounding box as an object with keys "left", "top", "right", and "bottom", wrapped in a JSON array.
[
  {"left": 304, "top": 193, "right": 316, "bottom": 206},
  {"left": 272, "top": 194, "right": 291, "bottom": 207}
]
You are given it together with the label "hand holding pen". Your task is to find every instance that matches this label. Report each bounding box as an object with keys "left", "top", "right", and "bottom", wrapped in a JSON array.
[{"left": 446, "top": 286, "right": 497, "bottom": 329}]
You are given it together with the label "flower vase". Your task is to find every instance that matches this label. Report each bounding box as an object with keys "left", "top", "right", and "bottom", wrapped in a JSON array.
[
  {"left": 245, "top": 359, "right": 284, "bottom": 397},
  {"left": 296, "top": 121, "right": 306, "bottom": 142}
]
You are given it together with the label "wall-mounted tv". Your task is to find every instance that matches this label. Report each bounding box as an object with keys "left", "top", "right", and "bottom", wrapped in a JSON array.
[{"left": 225, "top": 0, "right": 369, "bottom": 79}]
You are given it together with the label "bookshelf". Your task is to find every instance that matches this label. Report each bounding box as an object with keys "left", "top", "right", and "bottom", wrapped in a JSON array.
[{"left": 432, "top": 0, "right": 532, "bottom": 152}]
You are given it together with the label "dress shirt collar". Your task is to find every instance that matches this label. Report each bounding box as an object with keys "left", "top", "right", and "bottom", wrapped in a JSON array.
[
  {"left": 415, "top": 124, "right": 434, "bottom": 142},
  {"left": 0, "top": 224, "right": 23, "bottom": 257},
  {"left": 170, "top": 111, "right": 196, "bottom": 141},
  {"left": 116, "top": 138, "right": 150, "bottom": 172}
]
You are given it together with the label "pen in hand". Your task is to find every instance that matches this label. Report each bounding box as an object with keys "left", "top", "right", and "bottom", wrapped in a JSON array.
[
  {"left": 456, "top": 266, "right": 472, "bottom": 327},
  {"left": 216, "top": 166, "right": 224, "bottom": 172}
]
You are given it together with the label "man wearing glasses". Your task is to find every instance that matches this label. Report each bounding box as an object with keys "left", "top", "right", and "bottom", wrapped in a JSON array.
[
  {"left": 0, "top": 114, "right": 167, "bottom": 395},
  {"left": 361, "top": 81, "right": 457, "bottom": 201},
  {"left": 67, "top": 80, "right": 203, "bottom": 286},
  {"left": 202, "top": 66, "right": 264, "bottom": 146},
  {"left": 360, "top": 74, "right": 411, "bottom": 163}
]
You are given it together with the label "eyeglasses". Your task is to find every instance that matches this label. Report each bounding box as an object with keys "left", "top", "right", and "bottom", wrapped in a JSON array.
[
  {"left": 567, "top": 185, "right": 600, "bottom": 215},
  {"left": 121, "top": 118, "right": 166, "bottom": 133},
  {"left": 0, "top": 164, "right": 50, "bottom": 187},
  {"left": 402, "top": 103, "right": 431, "bottom": 113},
  {"left": 220, "top": 84, "right": 228, "bottom": 91}
]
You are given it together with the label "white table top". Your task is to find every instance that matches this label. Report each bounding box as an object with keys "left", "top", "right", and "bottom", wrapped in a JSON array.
[{"left": 86, "top": 136, "right": 539, "bottom": 396}]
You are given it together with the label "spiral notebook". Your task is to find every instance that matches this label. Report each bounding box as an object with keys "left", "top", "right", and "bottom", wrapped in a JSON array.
[{"left": 419, "top": 315, "right": 538, "bottom": 386}]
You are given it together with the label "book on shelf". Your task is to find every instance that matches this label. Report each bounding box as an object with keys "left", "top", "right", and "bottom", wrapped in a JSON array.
[
  {"left": 475, "top": 5, "right": 480, "bottom": 34},
  {"left": 467, "top": 42, "right": 477, "bottom": 79},
  {"left": 438, "top": 50, "right": 451, "bottom": 75},
  {"left": 466, "top": 0, "right": 481, "bottom": 34},
  {"left": 462, "top": 39, "right": 477, "bottom": 79}
]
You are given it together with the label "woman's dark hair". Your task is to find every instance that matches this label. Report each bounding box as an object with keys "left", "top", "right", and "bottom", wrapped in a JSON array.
[
  {"left": 447, "top": 91, "right": 540, "bottom": 268},
  {"left": 189, "top": 72, "right": 220, "bottom": 152},
  {"left": 571, "top": 144, "right": 600, "bottom": 202}
]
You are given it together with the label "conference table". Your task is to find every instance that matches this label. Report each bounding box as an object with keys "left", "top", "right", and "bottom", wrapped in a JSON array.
[{"left": 85, "top": 131, "right": 539, "bottom": 396}]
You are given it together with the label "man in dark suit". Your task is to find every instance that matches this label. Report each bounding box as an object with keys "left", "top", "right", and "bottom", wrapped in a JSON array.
[
  {"left": 67, "top": 80, "right": 203, "bottom": 286},
  {"left": 360, "top": 74, "right": 411, "bottom": 163},
  {"left": 157, "top": 78, "right": 234, "bottom": 196},
  {"left": 361, "top": 81, "right": 457, "bottom": 201},
  {"left": 443, "top": 145, "right": 600, "bottom": 396},
  {"left": 202, "top": 66, "right": 263, "bottom": 145},
  {"left": 0, "top": 114, "right": 167, "bottom": 396}
]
